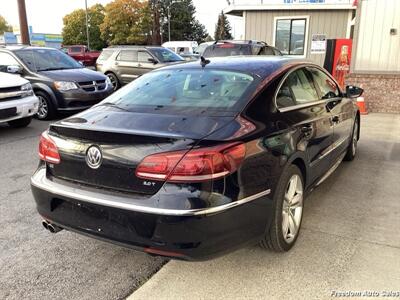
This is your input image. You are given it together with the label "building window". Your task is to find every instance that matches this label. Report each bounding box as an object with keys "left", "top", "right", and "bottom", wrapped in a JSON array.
[{"left": 275, "top": 18, "right": 307, "bottom": 55}]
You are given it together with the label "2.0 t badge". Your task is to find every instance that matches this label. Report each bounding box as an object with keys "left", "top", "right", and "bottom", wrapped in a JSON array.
[{"left": 86, "top": 146, "right": 102, "bottom": 169}]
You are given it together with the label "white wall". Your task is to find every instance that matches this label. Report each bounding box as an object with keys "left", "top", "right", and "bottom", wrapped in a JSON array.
[{"left": 352, "top": 0, "right": 400, "bottom": 73}]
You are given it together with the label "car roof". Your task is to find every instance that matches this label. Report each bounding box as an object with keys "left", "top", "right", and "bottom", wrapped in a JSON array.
[
  {"left": 0, "top": 45, "right": 59, "bottom": 51},
  {"left": 159, "top": 56, "right": 311, "bottom": 79},
  {"left": 104, "top": 46, "right": 165, "bottom": 50}
]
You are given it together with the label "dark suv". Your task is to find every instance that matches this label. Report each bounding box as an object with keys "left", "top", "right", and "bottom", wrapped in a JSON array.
[
  {"left": 203, "top": 40, "right": 282, "bottom": 58},
  {"left": 96, "top": 46, "right": 185, "bottom": 90},
  {"left": 0, "top": 46, "right": 113, "bottom": 120}
]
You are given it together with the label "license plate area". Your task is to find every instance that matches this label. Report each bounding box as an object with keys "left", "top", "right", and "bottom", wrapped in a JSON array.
[{"left": 0, "top": 107, "right": 17, "bottom": 119}]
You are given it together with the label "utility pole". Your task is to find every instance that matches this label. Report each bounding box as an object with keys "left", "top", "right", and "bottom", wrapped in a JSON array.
[
  {"left": 85, "top": 0, "right": 90, "bottom": 50},
  {"left": 17, "top": 0, "right": 30, "bottom": 45},
  {"left": 167, "top": 1, "right": 181, "bottom": 42}
]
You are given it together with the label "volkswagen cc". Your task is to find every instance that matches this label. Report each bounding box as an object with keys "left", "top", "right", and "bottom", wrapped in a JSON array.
[{"left": 31, "top": 56, "right": 362, "bottom": 260}]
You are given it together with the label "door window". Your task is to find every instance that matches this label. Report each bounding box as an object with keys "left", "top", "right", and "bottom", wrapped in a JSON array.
[
  {"left": 138, "top": 51, "right": 153, "bottom": 63},
  {"left": 0, "top": 52, "right": 20, "bottom": 72},
  {"left": 117, "top": 50, "right": 138, "bottom": 62},
  {"left": 276, "top": 68, "right": 319, "bottom": 108},
  {"left": 308, "top": 67, "right": 340, "bottom": 99}
]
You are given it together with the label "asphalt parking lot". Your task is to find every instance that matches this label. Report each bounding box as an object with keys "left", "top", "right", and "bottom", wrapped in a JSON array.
[
  {"left": 0, "top": 113, "right": 399, "bottom": 300},
  {"left": 0, "top": 119, "right": 166, "bottom": 300}
]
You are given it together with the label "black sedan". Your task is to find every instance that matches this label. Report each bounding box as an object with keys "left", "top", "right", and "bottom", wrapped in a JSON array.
[{"left": 31, "top": 56, "right": 362, "bottom": 260}]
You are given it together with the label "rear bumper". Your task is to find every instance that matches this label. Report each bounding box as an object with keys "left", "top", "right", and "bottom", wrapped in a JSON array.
[
  {"left": 0, "top": 95, "right": 38, "bottom": 122},
  {"left": 31, "top": 168, "right": 273, "bottom": 260}
]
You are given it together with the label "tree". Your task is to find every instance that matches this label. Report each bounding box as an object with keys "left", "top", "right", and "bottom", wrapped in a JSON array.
[
  {"left": 0, "top": 15, "right": 13, "bottom": 35},
  {"left": 205, "top": 35, "right": 214, "bottom": 42},
  {"left": 159, "top": 0, "right": 208, "bottom": 44},
  {"left": 214, "top": 11, "right": 233, "bottom": 41},
  {"left": 101, "top": 0, "right": 151, "bottom": 45},
  {"left": 148, "top": 0, "right": 161, "bottom": 45},
  {"left": 62, "top": 4, "right": 106, "bottom": 50}
]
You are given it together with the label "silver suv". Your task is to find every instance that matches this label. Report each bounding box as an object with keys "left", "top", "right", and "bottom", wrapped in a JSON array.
[{"left": 96, "top": 46, "right": 185, "bottom": 90}]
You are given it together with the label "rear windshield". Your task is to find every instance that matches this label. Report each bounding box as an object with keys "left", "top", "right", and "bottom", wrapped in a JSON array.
[
  {"left": 98, "top": 50, "right": 114, "bottom": 61},
  {"left": 102, "top": 69, "right": 256, "bottom": 114},
  {"left": 203, "top": 44, "right": 252, "bottom": 58}
]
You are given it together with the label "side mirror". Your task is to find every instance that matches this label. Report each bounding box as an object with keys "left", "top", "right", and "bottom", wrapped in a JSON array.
[
  {"left": 148, "top": 58, "right": 158, "bottom": 64},
  {"left": 7, "top": 65, "right": 23, "bottom": 74},
  {"left": 78, "top": 61, "right": 84, "bottom": 66},
  {"left": 346, "top": 85, "right": 364, "bottom": 98}
]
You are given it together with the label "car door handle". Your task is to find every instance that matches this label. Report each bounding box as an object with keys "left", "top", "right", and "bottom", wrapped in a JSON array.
[{"left": 332, "top": 116, "right": 340, "bottom": 123}]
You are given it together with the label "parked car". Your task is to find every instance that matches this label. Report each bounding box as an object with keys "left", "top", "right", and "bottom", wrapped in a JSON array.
[
  {"left": 31, "top": 56, "right": 362, "bottom": 260},
  {"left": 162, "top": 41, "right": 198, "bottom": 55},
  {"left": 0, "top": 46, "right": 113, "bottom": 120},
  {"left": 96, "top": 46, "right": 185, "bottom": 90},
  {"left": 62, "top": 45, "right": 100, "bottom": 68},
  {"left": 203, "top": 40, "right": 282, "bottom": 57},
  {"left": 0, "top": 71, "right": 38, "bottom": 128},
  {"left": 194, "top": 41, "right": 215, "bottom": 56}
]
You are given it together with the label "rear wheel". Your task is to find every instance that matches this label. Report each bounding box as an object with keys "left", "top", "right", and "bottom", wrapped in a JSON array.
[
  {"left": 7, "top": 117, "right": 32, "bottom": 128},
  {"left": 260, "top": 165, "right": 304, "bottom": 252},
  {"left": 106, "top": 72, "right": 120, "bottom": 91},
  {"left": 344, "top": 116, "right": 359, "bottom": 161},
  {"left": 36, "top": 91, "right": 56, "bottom": 120}
]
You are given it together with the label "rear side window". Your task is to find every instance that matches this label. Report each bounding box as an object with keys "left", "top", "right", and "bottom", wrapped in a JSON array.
[
  {"left": 203, "top": 44, "right": 252, "bottom": 57},
  {"left": 104, "top": 69, "right": 256, "bottom": 113},
  {"left": 98, "top": 50, "right": 114, "bottom": 61},
  {"left": 69, "top": 47, "right": 82, "bottom": 53},
  {"left": 117, "top": 50, "right": 138, "bottom": 62},
  {"left": 308, "top": 67, "right": 340, "bottom": 99},
  {"left": 276, "top": 68, "right": 319, "bottom": 108}
]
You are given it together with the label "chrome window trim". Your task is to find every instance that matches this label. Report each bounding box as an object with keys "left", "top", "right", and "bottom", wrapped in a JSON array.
[
  {"left": 274, "top": 64, "right": 342, "bottom": 113},
  {"left": 31, "top": 168, "right": 271, "bottom": 217}
]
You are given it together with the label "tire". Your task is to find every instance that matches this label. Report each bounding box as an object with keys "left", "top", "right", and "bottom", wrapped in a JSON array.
[
  {"left": 106, "top": 72, "right": 120, "bottom": 91},
  {"left": 344, "top": 116, "right": 359, "bottom": 161},
  {"left": 7, "top": 116, "right": 32, "bottom": 128},
  {"left": 35, "top": 90, "right": 56, "bottom": 120},
  {"left": 260, "top": 165, "right": 304, "bottom": 252}
]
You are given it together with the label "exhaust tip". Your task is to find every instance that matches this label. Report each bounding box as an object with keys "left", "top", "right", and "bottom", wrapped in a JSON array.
[
  {"left": 42, "top": 220, "right": 49, "bottom": 230},
  {"left": 41, "top": 220, "right": 63, "bottom": 233}
]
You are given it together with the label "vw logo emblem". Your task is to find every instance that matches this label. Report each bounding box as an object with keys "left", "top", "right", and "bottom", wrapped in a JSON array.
[{"left": 86, "top": 146, "right": 102, "bottom": 169}]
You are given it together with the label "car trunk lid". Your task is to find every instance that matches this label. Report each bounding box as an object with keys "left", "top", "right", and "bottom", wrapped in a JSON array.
[{"left": 47, "top": 107, "right": 235, "bottom": 194}]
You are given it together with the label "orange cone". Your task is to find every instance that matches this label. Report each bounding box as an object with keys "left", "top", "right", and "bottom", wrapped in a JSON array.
[{"left": 356, "top": 97, "right": 368, "bottom": 115}]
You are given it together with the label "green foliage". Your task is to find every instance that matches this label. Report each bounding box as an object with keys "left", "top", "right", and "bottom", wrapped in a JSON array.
[
  {"left": 214, "top": 11, "right": 233, "bottom": 41},
  {"left": 62, "top": 4, "right": 106, "bottom": 50},
  {"left": 160, "top": 0, "right": 208, "bottom": 43},
  {"left": 205, "top": 35, "right": 214, "bottom": 42},
  {"left": 0, "top": 15, "right": 13, "bottom": 35},
  {"left": 101, "top": 0, "right": 151, "bottom": 45}
]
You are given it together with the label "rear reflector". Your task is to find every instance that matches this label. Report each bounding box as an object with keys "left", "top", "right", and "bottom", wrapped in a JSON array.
[
  {"left": 217, "top": 43, "right": 235, "bottom": 48},
  {"left": 136, "top": 143, "right": 246, "bottom": 183},
  {"left": 39, "top": 130, "right": 60, "bottom": 164}
]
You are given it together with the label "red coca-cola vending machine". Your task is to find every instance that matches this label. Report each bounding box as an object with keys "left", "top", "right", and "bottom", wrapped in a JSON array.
[{"left": 323, "top": 39, "right": 353, "bottom": 89}]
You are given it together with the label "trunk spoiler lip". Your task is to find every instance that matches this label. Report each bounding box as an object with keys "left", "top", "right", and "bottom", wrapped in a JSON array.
[{"left": 49, "top": 122, "right": 204, "bottom": 140}]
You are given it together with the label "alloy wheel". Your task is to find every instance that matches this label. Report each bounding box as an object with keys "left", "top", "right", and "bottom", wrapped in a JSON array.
[
  {"left": 107, "top": 74, "right": 118, "bottom": 91},
  {"left": 282, "top": 174, "right": 303, "bottom": 243},
  {"left": 37, "top": 95, "right": 48, "bottom": 119}
]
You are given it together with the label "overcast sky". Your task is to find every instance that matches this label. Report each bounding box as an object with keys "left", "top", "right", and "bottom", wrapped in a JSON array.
[{"left": 0, "top": 0, "right": 244, "bottom": 38}]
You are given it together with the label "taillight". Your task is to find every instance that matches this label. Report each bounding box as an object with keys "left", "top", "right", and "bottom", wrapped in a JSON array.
[
  {"left": 136, "top": 143, "right": 246, "bottom": 183},
  {"left": 39, "top": 131, "right": 60, "bottom": 164}
]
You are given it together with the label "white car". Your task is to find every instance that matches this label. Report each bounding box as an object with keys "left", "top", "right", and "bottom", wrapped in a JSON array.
[{"left": 0, "top": 70, "right": 38, "bottom": 128}]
